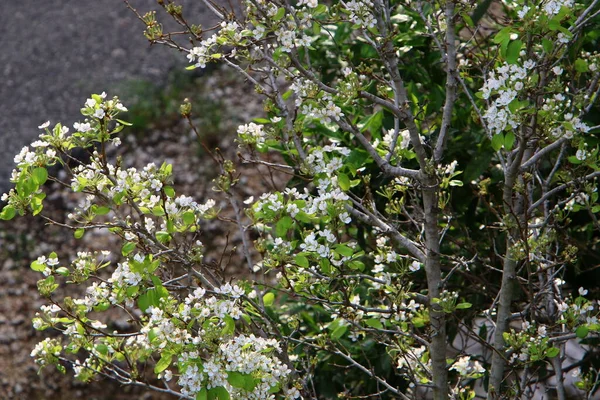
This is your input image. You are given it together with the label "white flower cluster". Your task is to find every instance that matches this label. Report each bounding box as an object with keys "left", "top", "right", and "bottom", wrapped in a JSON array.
[
  {"left": 35, "top": 254, "right": 59, "bottom": 276},
  {"left": 516, "top": 0, "right": 574, "bottom": 20},
  {"left": 344, "top": 0, "right": 376, "bottom": 28},
  {"left": 304, "top": 144, "right": 350, "bottom": 175},
  {"left": 178, "top": 334, "right": 297, "bottom": 399},
  {"left": 382, "top": 128, "right": 411, "bottom": 150},
  {"left": 450, "top": 356, "right": 486, "bottom": 376},
  {"left": 31, "top": 338, "right": 62, "bottom": 368},
  {"left": 481, "top": 62, "right": 534, "bottom": 135},
  {"left": 297, "top": 0, "right": 318, "bottom": 8},
  {"left": 238, "top": 122, "right": 267, "bottom": 145},
  {"left": 187, "top": 21, "right": 243, "bottom": 68},
  {"left": 544, "top": 96, "right": 590, "bottom": 140},
  {"left": 542, "top": 0, "right": 574, "bottom": 15},
  {"left": 291, "top": 79, "right": 344, "bottom": 125},
  {"left": 275, "top": 23, "right": 314, "bottom": 52},
  {"left": 187, "top": 35, "right": 217, "bottom": 69},
  {"left": 108, "top": 261, "right": 143, "bottom": 289}
]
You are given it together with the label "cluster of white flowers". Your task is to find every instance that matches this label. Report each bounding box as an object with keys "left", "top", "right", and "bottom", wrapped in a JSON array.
[
  {"left": 300, "top": 230, "right": 338, "bottom": 258},
  {"left": 13, "top": 145, "right": 39, "bottom": 166},
  {"left": 450, "top": 356, "right": 486, "bottom": 376},
  {"left": 304, "top": 145, "right": 350, "bottom": 176},
  {"left": 290, "top": 79, "right": 344, "bottom": 125},
  {"left": 382, "top": 128, "right": 411, "bottom": 150},
  {"left": 543, "top": 95, "right": 590, "bottom": 140},
  {"left": 108, "top": 261, "right": 142, "bottom": 289},
  {"left": 516, "top": 0, "right": 574, "bottom": 20},
  {"left": 31, "top": 338, "right": 62, "bottom": 368},
  {"left": 275, "top": 24, "right": 314, "bottom": 52},
  {"left": 542, "top": 0, "right": 574, "bottom": 15},
  {"left": 187, "top": 34, "right": 219, "bottom": 69},
  {"left": 297, "top": 0, "right": 318, "bottom": 8},
  {"left": 177, "top": 335, "right": 297, "bottom": 399},
  {"left": 481, "top": 62, "right": 534, "bottom": 135},
  {"left": 35, "top": 254, "right": 59, "bottom": 276},
  {"left": 301, "top": 94, "right": 344, "bottom": 124},
  {"left": 238, "top": 122, "right": 267, "bottom": 145},
  {"left": 343, "top": 0, "right": 376, "bottom": 28},
  {"left": 564, "top": 189, "right": 595, "bottom": 211}
]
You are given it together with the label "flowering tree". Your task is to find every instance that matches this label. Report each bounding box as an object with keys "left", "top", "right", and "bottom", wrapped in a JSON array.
[{"left": 2, "top": 0, "right": 600, "bottom": 398}]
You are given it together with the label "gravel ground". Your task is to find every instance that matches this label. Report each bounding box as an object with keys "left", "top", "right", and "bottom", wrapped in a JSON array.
[{"left": 0, "top": 0, "right": 219, "bottom": 194}]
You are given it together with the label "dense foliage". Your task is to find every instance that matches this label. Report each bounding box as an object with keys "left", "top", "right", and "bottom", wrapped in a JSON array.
[{"left": 2, "top": 0, "right": 600, "bottom": 398}]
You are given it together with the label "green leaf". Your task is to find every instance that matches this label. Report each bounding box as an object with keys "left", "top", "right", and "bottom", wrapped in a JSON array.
[
  {"left": 0, "top": 205, "right": 16, "bottom": 221},
  {"left": 31, "top": 192, "right": 45, "bottom": 216},
  {"left": 31, "top": 167, "right": 48, "bottom": 185},
  {"left": 546, "top": 347, "right": 560, "bottom": 358},
  {"left": 348, "top": 260, "right": 365, "bottom": 271},
  {"left": 542, "top": 38, "right": 553, "bottom": 54},
  {"left": 163, "top": 186, "right": 175, "bottom": 198},
  {"left": 263, "top": 292, "right": 275, "bottom": 307},
  {"left": 360, "top": 110, "right": 384, "bottom": 134},
  {"left": 506, "top": 40, "right": 522, "bottom": 64},
  {"left": 576, "top": 325, "right": 589, "bottom": 339},
  {"left": 222, "top": 315, "right": 235, "bottom": 336},
  {"left": 227, "top": 372, "right": 246, "bottom": 389},
  {"left": 166, "top": 219, "right": 176, "bottom": 234},
  {"left": 295, "top": 254, "right": 309, "bottom": 268},
  {"left": 492, "top": 27, "right": 511, "bottom": 44},
  {"left": 365, "top": 318, "right": 383, "bottom": 329},
  {"left": 31, "top": 260, "right": 46, "bottom": 272},
  {"left": 575, "top": 58, "right": 589, "bottom": 73},
  {"left": 121, "top": 242, "right": 136, "bottom": 256},
  {"left": 312, "top": 22, "right": 321, "bottom": 35},
  {"left": 252, "top": 118, "right": 271, "bottom": 124},
  {"left": 320, "top": 258, "right": 331, "bottom": 274},
  {"left": 548, "top": 16, "right": 561, "bottom": 30},
  {"left": 197, "top": 389, "right": 208, "bottom": 400},
  {"left": 273, "top": 7, "right": 285, "bottom": 21},
  {"left": 154, "top": 353, "right": 172, "bottom": 374},
  {"left": 491, "top": 133, "right": 504, "bottom": 151},
  {"left": 275, "top": 216, "right": 293, "bottom": 237},
  {"left": 331, "top": 324, "right": 347, "bottom": 340},
  {"left": 94, "top": 206, "right": 110, "bottom": 216},
  {"left": 116, "top": 119, "right": 133, "bottom": 126},
  {"left": 74, "top": 228, "right": 85, "bottom": 239},
  {"left": 335, "top": 245, "right": 354, "bottom": 257},
  {"left": 95, "top": 343, "right": 109, "bottom": 355},
  {"left": 126, "top": 285, "right": 139, "bottom": 297},
  {"left": 243, "top": 376, "right": 259, "bottom": 392},
  {"left": 208, "top": 386, "right": 230, "bottom": 400},
  {"left": 156, "top": 231, "right": 171, "bottom": 243},
  {"left": 137, "top": 289, "right": 160, "bottom": 312},
  {"left": 338, "top": 173, "right": 351, "bottom": 191},
  {"left": 504, "top": 131, "right": 516, "bottom": 151},
  {"left": 463, "top": 13, "right": 474, "bottom": 28},
  {"left": 313, "top": 4, "right": 327, "bottom": 15},
  {"left": 456, "top": 302, "right": 472, "bottom": 309}
]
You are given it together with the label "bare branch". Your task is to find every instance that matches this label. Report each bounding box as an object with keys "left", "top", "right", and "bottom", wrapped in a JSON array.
[{"left": 434, "top": 0, "right": 458, "bottom": 162}]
